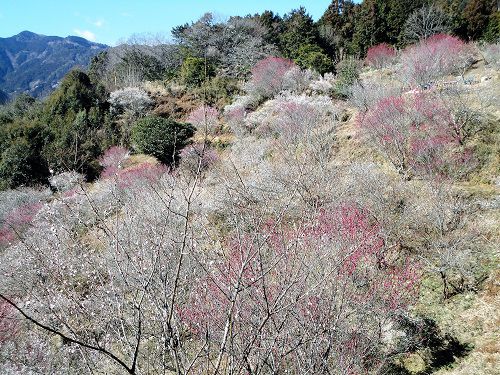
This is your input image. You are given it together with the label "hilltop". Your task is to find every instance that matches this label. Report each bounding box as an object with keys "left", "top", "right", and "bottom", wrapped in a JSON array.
[{"left": 0, "top": 31, "right": 107, "bottom": 98}]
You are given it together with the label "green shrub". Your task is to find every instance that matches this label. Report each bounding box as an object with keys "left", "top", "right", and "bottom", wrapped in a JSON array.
[
  {"left": 131, "top": 116, "right": 195, "bottom": 164},
  {"left": 194, "top": 76, "right": 241, "bottom": 107},
  {"left": 180, "top": 57, "right": 215, "bottom": 86},
  {"left": 334, "top": 58, "right": 361, "bottom": 98},
  {"left": 483, "top": 12, "right": 500, "bottom": 43},
  {"left": 0, "top": 139, "right": 49, "bottom": 189},
  {"left": 295, "top": 44, "right": 335, "bottom": 75},
  {"left": 0, "top": 117, "right": 49, "bottom": 189}
]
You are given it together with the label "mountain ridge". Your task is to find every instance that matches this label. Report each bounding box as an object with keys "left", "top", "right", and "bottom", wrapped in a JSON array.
[{"left": 0, "top": 31, "right": 108, "bottom": 98}]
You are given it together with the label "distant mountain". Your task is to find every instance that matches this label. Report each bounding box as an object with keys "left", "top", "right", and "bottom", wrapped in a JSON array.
[
  {"left": 0, "top": 89, "right": 7, "bottom": 104},
  {"left": 0, "top": 31, "right": 108, "bottom": 98}
]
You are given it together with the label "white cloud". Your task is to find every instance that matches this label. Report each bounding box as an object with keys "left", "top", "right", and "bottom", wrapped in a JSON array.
[
  {"left": 74, "top": 29, "right": 96, "bottom": 41},
  {"left": 93, "top": 19, "right": 104, "bottom": 28}
]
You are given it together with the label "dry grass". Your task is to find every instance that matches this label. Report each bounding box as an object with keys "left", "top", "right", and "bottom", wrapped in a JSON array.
[
  {"left": 123, "top": 153, "right": 158, "bottom": 168},
  {"left": 358, "top": 60, "right": 500, "bottom": 374},
  {"left": 432, "top": 271, "right": 499, "bottom": 375},
  {"left": 416, "top": 206, "right": 499, "bottom": 374}
]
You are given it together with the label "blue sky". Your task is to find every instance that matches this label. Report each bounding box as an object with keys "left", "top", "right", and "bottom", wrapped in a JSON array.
[{"left": 0, "top": 0, "right": 333, "bottom": 46}]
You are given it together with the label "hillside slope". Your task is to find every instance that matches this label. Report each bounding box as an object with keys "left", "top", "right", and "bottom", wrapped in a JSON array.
[{"left": 0, "top": 31, "right": 107, "bottom": 97}]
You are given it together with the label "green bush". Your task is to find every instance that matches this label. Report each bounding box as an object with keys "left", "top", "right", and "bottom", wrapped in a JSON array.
[
  {"left": 131, "top": 116, "right": 195, "bottom": 164},
  {"left": 483, "top": 12, "right": 500, "bottom": 42},
  {"left": 180, "top": 57, "right": 215, "bottom": 86},
  {"left": 295, "top": 44, "right": 335, "bottom": 75},
  {"left": 194, "top": 76, "right": 241, "bottom": 107},
  {"left": 334, "top": 58, "right": 361, "bottom": 98},
  {"left": 0, "top": 138, "right": 49, "bottom": 189},
  {"left": 0, "top": 116, "right": 49, "bottom": 189}
]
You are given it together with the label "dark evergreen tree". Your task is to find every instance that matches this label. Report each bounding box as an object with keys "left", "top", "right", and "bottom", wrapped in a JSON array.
[
  {"left": 259, "top": 11, "right": 283, "bottom": 48},
  {"left": 317, "top": 0, "right": 360, "bottom": 60},
  {"left": 0, "top": 118, "right": 49, "bottom": 189},
  {"left": 295, "top": 44, "right": 335, "bottom": 74},
  {"left": 131, "top": 116, "right": 195, "bottom": 165},
  {"left": 351, "top": 0, "right": 385, "bottom": 56},
  {"left": 42, "top": 70, "right": 113, "bottom": 179},
  {"left": 463, "top": 0, "right": 498, "bottom": 39},
  {"left": 280, "top": 7, "right": 319, "bottom": 59}
]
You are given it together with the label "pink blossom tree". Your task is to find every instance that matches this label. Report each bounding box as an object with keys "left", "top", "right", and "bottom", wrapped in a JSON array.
[
  {"left": 0, "top": 299, "right": 17, "bottom": 345},
  {"left": 180, "top": 143, "right": 219, "bottom": 174},
  {"left": 179, "top": 204, "right": 420, "bottom": 373},
  {"left": 99, "top": 146, "right": 130, "bottom": 178},
  {"left": 0, "top": 202, "right": 42, "bottom": 248},
  {"left": 400, "top": 34, "right": 476, "bottom": 88},
  {"left": 186, "top": 105, "right": 220, "bottom": 133},
  {"left": 358, "top": 92, "right": 465, "bottom": 178},
  {"left": 245, "top": 56, "right": 296, "bottom": 100},
  {"left": 365, "top": 43, "right": 397, "bottom": 69}
]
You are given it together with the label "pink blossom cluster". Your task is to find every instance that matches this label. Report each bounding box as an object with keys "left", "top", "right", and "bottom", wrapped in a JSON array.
[
  {"left": 359, "top": 92, "right": 471, "bottom": 177},
  {"left": 0, "top": 202, "right": 42, "bottom": 247},
  {"left": 0, "top": 299, "right": 18, "bottom": 344},
  {"left": 180, "top": 143, "right": 219, "bottom": 172},
  {"left": 186, "top": 106, "right": 220, "bottom": 132},
  {"left": 179, "top": 204, "right": 420, "bottom": 361},
  {"left": 99, "top": 146, "right": 130, "bottom": 178},
  {"left": 401, "top": 34, "right": 475, "bottom": 88},
  {"left": 101, "top": 160, "right": 167, "bottom": 189},
  {"left": 365, "top": 43, "right": 397, "bottom": 69},
  {"left": 245, "top": 56, "right": 296, "bottom": 99}
]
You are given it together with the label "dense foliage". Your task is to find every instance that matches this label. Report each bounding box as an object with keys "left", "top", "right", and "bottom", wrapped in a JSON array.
[{"left": 131, "top": 116, "right": 195, "bottom": 164}]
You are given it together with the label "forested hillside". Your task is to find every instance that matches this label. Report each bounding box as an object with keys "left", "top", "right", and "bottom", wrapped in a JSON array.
[
  {"left": 0, "top": 31, "right": 107, "bottom": 98},
  {"left": 0, "top": 1, "right": 499, "bottom": 374}
]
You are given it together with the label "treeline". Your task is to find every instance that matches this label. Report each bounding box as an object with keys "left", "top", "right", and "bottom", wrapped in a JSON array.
[
  {"left": 89, "top": 0, "right": 499, "bottom": 90},
  {"left": 93, "top": 0, "right": 499, "bottom": 84},
  {"left": 317, "top": 0, "right": 499, "bottom": 57}
]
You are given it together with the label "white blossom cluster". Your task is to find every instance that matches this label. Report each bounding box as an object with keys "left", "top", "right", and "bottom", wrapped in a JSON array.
[{"left": 109, "top": 87, "right": 153, "bottom": 116}]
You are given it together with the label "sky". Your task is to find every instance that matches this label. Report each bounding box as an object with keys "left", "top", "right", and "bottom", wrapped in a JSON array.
[{"left": 0, "top": 0, "right": 333, "bottom": 46}]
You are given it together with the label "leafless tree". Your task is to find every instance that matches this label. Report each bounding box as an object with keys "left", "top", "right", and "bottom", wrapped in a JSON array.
[
  {"left": 403, "top": 5, "right": 450, "bottom": 43},
  {"left": 410, "top": 183, "right": 480, "bottom": 299},
  {"left": 173, "top": 13, "right": 277, "bottom": 79}
]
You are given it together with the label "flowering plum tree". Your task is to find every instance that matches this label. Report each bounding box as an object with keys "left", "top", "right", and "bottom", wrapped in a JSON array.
[
  {"left": 180, "top": 204, "right": 420, "bottom": 373},
  {"left": 244, "top": 56, "right": 296, "bottom": 100},
  {"left": 365, "top": 43, "right": 397, "bottom": 69},
  {"left": 180, "top": 143, "right": 219, "bottom": 174},
  {"left": 0, "top": 299, "right": 17, "bottom": 345},
  {"left": 0, "top": 202, "right": 42, "bottom": 248},
  {"left": 99, "top": 146, "right": 130, "bottom": 178},
  {"left": 400, "top": 34, "right": 476, "bottom": 88},
  {"left": 109, "top": 87, "right": 153, "bottom": 117},
  {"left": 349, "top": 79, "right": 403, "bottom": 113},
  {"left": 186, "top": 105, "right": 220, "bottom": 134},
  {"left": 358, "top": 92, "right": 467, "bottom": 178},
  {"left": 246, "top": 93, "right": 337, "bottom": 142}
]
